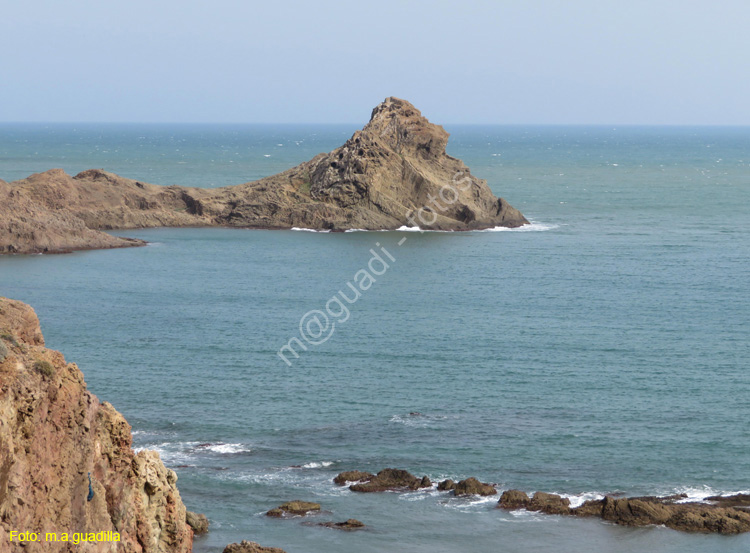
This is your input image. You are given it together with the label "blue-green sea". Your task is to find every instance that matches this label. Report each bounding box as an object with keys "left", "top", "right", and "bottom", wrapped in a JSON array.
[{"left": 1, "top": 124, "right": 749, "bottom": 552}]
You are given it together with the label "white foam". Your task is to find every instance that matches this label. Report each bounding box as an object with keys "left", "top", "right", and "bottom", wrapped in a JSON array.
[
  {"left": 478, "top": 222, "right": 558, "bottom": 232},
  {"left": 671, "top": 486, "right": 750, "bottom": 504},
  {"left": 300, "top": 461, "right": 334, "bottom": 469},
  {"left": 559, "top": 491, "right": 605, "bottom": 508},
  {"left": 196, "top": 443, "right": 251, "bottom": 454},
  {"left": 396, "top": 225, "right": 424, "bottom": 232},
  {"left": 290, "top": 227, "right": 331, "bottom": 233}
]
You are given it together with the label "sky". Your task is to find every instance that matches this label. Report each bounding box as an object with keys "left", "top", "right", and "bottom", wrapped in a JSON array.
[{"left": 2, "top": 0, "right": 749, "bottom": 124}]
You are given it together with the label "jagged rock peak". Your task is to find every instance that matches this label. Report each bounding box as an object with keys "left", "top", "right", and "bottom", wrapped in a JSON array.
[{"left": 364, "top": 97, "right": 449, "bottom": 157}]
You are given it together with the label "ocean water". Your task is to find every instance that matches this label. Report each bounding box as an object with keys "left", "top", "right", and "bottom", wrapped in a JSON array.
[{"left": 1, "top": 124, "right": 750, "bottom": 552}]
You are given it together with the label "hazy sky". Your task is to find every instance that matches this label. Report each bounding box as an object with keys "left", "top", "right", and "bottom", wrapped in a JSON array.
[{"left": 3, "top": 1, "right": 749, "bottom": 124}]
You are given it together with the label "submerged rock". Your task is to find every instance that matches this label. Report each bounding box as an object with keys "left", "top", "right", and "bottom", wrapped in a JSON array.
[
  {"left": 1, "top": 98, "right": 528, "bottom": 255},
  {"left": 223, "top": 541, "right": 287, "bottom": 553},
  {"left": 349, "top": 468, "right": 432, "bottom": 492},
  {"left": 266, "top": 500, "right": 321, "bottom": 517},
  {"left": 318, "top": 519, "right": 366, "bottom": 530}
]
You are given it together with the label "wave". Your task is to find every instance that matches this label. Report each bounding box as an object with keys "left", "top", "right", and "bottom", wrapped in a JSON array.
[
  {"left": 195, "top": 442, "right": 252, "bottom": 455},
  {"left": 299, "top": 461, "right": 335, "bottom": 469},
  {"left": 477, "top": 222, "right": 559, "bottom": 232},
  {"left": 290, "top": 227, "right": 331, "bottom": 233},
  {"left": 133, "top": 441, "right": 252, "bottom": 464}
]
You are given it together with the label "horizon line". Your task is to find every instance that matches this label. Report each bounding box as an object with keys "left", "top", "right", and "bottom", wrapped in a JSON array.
[{"left": 1, "top": 121, "right": 750, "bottom": 128}]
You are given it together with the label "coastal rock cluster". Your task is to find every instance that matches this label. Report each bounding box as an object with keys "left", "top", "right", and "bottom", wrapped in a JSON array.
[
  {"left": 0, "top": 97, "right": 527, "bottom": 254},
  {"left": 335, "top": 469, "right": 750, "bottom": 535},
  {"left": 0, "top": 297, "right": 194, "bottom": 552},
  {"left": 498, "top": 490, "right": 750, "bottom": 534}
]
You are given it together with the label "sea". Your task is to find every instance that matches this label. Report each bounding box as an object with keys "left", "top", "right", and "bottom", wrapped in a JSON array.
[{"left": 1, "top": 123, "right": 749, "bottom": 553}]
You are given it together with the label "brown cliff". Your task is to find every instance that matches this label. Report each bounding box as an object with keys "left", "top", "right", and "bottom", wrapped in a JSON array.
[
  {"left": 0, "top": 297, "right": 193, "bottom": 552},
  {"left": 0, "top": 98, "right": 528, "bottom": 255}
]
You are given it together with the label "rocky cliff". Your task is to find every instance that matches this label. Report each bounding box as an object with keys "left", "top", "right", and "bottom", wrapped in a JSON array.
[
  {"left": 0, "top": 297, "right": 194, "bottom": 552},
  {"left": 0, "top": 98, "right": 528, "bottom": 254}
]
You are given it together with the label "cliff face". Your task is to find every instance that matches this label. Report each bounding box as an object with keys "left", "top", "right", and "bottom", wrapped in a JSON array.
[
  {"left": 1, "top": 98, "right": 528, "bottom": 255},
  {"left": 0, "top": 297, "right": 193, "bottom": 552}
]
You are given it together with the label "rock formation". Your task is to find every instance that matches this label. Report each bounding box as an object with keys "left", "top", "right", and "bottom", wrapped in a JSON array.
[
  {"left": 265, "top": 501, "right": 321, "bottom": 518},
  {"left": 223, "top": 542, "right": 287, "bottom": 553},
  {"left": 316, "top": 519, "right": 365, "bottom": 531},
  {"left": 332, "top": 470, "right": 374, "bottom": 486},
  {"left": 1, "top": 98, "right": 528, "bottom": 255},
  {"left": 497, "top": 490, "right": 750, "bottom": 534},
  {"left": 0, "top": 297, "right": 194, "bottom": 552},
  {"left": 185, "top": 512, "right": 209, "bottom": 535},
  {"left": 342, "top": 468, "right": 431, "bottom": 493},
  {"left": 452, "top": 477, "right": 497, "bottom": 497}
]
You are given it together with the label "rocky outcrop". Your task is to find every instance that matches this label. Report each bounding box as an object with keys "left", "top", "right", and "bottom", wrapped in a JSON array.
[
  {"left": 223, "top": 542, "right": 287, "bottom": 553},
  {"left": 497, "top": 490, "right": 750, "bottom": 534},
  {"left": 0, "top": 297, "right": 194, "bottom": 552},
  {"left": 1, "top": 98, "right": 528, "bottom": 255},
  {"left": 333, "top": 470, "right": 374, "bottom": 486},
  {"left": 347, "top": 468, "right": 431, "bottom": 493},
  {"left": 185, "top": 512, "right": 209, "bottom": 535},
  {"left": 265, "top": 501, "right": 321, "bottom": 518},
  {"left": 452, "top": 477, "right": 497, "bottom": 497}
]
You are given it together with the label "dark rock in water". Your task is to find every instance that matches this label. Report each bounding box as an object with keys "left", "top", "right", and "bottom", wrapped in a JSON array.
[
  {"left": 453, "top": 477, "right": 497, "bottom": 497},
  {"left": 528, "top": 492, "right": 570, "bottom": 514},
  {"left": 333, "top": 470, "right": 375, "bottom": 485},
  {"left": 186, "top": 511, "right": 210, "bottom": 534},
  {"left": 349, "top": 468, "right": 431, "bottom": 492},
  {"left": 438, "top": 479, "right": 456, "bottom": 491},
  {"left": 318, "top": 519, "right": 366, "bottom": 531},
  {"left": 266, "top": 501, "right": 321, "bottom": 518},
  {"left": 498, "top": 490, "right": 750, "bottom": 534},
  {"left": 223, "top": 541, "right": 287, "bottom": 553},
  {"left": 705, "top": 494, "right": 750, "bottom": 508},
  {"left": 497, "top": 490, "right": 530, "bottom": 509}
]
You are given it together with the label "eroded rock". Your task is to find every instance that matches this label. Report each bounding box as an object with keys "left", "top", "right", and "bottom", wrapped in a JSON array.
[
  {"left": 349, "top": 468, "right": 432, "bottom": 493},
  {"left": 223, "top": 541, "right": 287, "bottom": 553},
  {"left": 453, "top": 477, "right": 497, "bottom": 497},
  {"left": 318, "top": 519, "right": 366, "bottom": 530},
  {"left": 0, "top": 297, "right": 193, "bottom": 552},
  {"left": 266, "top": 500, "right": 321, "bottom": 518},
  {"left": 333, "top": 470, "right": 374, "bottom": 485},
  {"left": 1, "top": 98, "right": 528, "bottom": 255}
]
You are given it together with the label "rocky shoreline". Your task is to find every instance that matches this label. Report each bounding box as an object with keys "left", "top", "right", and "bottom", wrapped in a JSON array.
[{"left": 0, "top": 97, "right": 528, "bottom": 255}]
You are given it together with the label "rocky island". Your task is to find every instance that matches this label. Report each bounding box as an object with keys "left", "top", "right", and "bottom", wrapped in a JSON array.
[{"left": 0, "top": 97, "right": 527, "bottom": 255}]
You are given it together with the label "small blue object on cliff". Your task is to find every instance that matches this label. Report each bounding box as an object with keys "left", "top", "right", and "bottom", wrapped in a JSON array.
[{"left": 87, "top": 473, "right": 94, "bottom": 502}]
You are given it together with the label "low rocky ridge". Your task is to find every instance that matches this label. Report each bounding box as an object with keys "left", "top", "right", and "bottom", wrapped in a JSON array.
[
  {"left": 335, "top": 469, "right": 750, "bottom": 534},
  {"left": 498, "top": 490, "right": 750, "bottom": 534},
  {"left": 0, "top": 297, "right": 194, "bottom": 552},
  {"left": 265, "top": 501, "right": 321, "bottom": 518},
  {"left": 0, "top": 97, "right": 528, "bottom": 255},
  {"left": 346, "top": 468, "right": 432, "bottom": 492}
]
